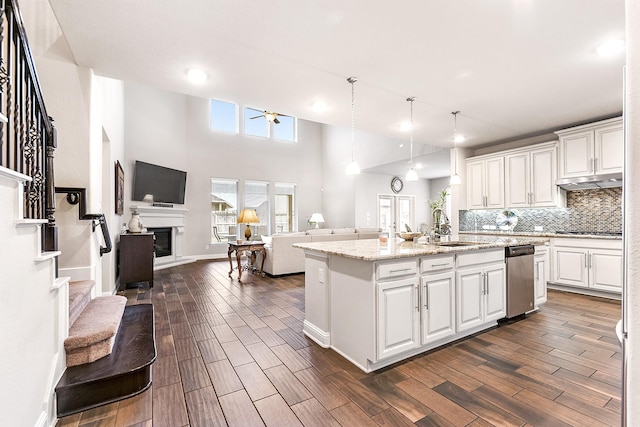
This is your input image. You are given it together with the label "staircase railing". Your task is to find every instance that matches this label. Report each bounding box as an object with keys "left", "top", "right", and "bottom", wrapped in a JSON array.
[
  {"left": 56, "top": 187, "right": 113, "bottom": 256},
  {"left": 1, "top": 0, "right": 57, "bottom": 252}
]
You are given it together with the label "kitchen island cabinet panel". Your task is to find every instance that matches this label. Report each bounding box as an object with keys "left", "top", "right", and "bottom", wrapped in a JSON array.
[
  {"left": 377, "top": 277, "right": 420, "bottom": 359},
  {"left": 421, "top": 271, "right": 456, "bottom": 344}
]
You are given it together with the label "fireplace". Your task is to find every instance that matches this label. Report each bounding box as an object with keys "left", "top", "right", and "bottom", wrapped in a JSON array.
[
  {"left": 131, "top": 205, "right": 193, "bottom": 269},
  {"left": 149, "top": 227, "right": 172, "bottom": 257}
]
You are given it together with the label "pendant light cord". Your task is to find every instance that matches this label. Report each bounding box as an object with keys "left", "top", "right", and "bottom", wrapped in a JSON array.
[
  {"left": 408, "top": 97, "right": 416, "bottom": 166},
  {"left": 348, "top": 76, "right": 358, "bottom": 162}
]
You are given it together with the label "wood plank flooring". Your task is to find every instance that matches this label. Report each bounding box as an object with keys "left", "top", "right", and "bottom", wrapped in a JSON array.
[{"left": 56, "top": 259, "right": 622, "bottom": 427}]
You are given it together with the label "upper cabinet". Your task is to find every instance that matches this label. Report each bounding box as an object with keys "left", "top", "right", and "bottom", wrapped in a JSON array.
[
  {"left": 556, "top": 117, "right": 623, "bottom": 179},
  {"left": 467, "top": 142, "right": 561, "bottom": 210},
  {"left": 466, "top": 156, "right": 504, "bottom": 209},
  {"left": 505, "top": 143, "right": 559, "bottom": 208}
]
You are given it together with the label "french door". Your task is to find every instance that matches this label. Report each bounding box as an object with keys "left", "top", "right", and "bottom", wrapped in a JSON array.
[{"left": 378, "top": 195, "right": 415, "bottom": 237}]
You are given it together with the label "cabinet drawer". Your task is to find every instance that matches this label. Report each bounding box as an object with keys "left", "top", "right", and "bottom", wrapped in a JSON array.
[
  {"left": 421, "top": 255, "right": 455, "bottom": 273},
  {"left": 376, "top": 260, "right": 417, "bottom": 280},
  {"left": 456, "top": 248, "right": 504, "bottom": 268}
]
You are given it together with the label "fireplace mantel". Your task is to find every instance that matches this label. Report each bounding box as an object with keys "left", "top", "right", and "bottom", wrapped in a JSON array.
[{"left": 129, "top": 205, "right": 194, "bottom": 270}]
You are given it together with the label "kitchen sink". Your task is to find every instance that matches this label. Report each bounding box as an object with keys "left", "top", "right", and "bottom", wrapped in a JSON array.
[{"left": 435, "top": 241, "right": 489, "bottom": 247}]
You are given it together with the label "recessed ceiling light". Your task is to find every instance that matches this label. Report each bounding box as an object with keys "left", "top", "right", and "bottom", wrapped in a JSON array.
[
  {"left": 597, "top": 39, "right": 625, "bottom": 57},
  {"left": 400, "top": 121, "right": 411, "bottom": 132},
  {"left": 186, "top": 68, "right": 207, "bottom": 83},
  {"left": 415, "top": 163, "right": 423, "bottom": 170},
  {"left": 312, "top": 100, "right": 327, "bottom": 112}
]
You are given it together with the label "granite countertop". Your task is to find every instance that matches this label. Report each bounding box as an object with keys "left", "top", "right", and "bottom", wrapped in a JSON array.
[
  {"left": 459, "top": 230, "right": 622, "bottom": 240},
  {"left": 293, "top": 235, "right": 550, "bottom": 262}
]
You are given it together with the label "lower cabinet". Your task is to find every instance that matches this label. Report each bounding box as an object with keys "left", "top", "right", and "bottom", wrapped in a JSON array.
[
  {"left": 551, "top": 238, "right": 622, "bottom": 293},
  {"left": 456, "top": 263, "right": 505, "bottom": 332},
  {"left": 421, "top": 271, "right": 456, "bottom": 344},
  {"left": 377, "top": 276, "right": 420, "bottom": 359},
  {"left": 534, "top": 245, "right": 549, "bottom": 306}
]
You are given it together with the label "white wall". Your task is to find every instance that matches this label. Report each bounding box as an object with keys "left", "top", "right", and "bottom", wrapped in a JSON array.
[
  {"left": 123, "top": 83, "right": 324, "bottom": 258},
  {"left": 625, "top": 0, "right": 639, "bottom": 423}
]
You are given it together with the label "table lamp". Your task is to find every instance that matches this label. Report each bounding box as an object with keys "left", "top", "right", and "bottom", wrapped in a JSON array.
[
  {"left": 237, "top": 209, "right": 260, "bottom": 241},
  {"left": 309, "top": 212, "right": 325, "bottom": 229}
]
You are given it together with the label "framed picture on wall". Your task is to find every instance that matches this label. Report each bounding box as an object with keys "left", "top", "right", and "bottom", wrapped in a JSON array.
[{"left": 115, "top": 161, "right": 124, "bottom": 215}]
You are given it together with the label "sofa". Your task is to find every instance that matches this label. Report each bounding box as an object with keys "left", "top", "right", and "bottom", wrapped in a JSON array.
[{"left": 256, "top": 228, "right": 381, "bottom": 276}]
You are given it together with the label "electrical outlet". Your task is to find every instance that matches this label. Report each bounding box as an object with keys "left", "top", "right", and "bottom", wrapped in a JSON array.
[
  {"left": 534, "top": 226, "right": 543, "bottom": 232},
  {"left": 318, "top": 268, "right": 325, "bottom": 284}
]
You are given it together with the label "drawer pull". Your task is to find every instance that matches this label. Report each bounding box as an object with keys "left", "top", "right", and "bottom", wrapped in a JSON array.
[
  {"left": 390, "top": 268, "right": 412, "bottom": 273},
  {"left": 431, "top": 262, "right": 450, "bottom": 267}
]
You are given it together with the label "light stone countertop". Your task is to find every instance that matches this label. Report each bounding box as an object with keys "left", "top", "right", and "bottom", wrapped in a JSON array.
[
  {"left": 459, "top": 230, "right": 622, "bottom": 240},
  {"left": 293, "top": 235, "right": 550, "bottom": 262}
]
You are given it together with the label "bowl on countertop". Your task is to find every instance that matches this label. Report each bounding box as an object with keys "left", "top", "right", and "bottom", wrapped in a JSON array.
[{"left": 396, "top": 232, "right": 423, "bottom": 241}]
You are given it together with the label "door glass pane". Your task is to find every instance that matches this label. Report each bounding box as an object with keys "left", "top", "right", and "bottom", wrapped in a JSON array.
[
  {"left": 245, "top": 181, "right": 269, "bottom": 237},
  {"left": 211, "top": 178, "right": 238, "bottom": 244},
  {"left": 397, "top": 196, "right": 414, "bottom": 232},
  {"left": 275, "top": 182, "right": 296, "bottom": 233},
  {"left": 378, "top": 196, "right": 393, "bottom": 236}
]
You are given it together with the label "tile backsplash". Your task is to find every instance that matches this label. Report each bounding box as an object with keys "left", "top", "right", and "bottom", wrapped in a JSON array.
[{"left": 459, "top": 188, "right": 622, "bottom": 233}]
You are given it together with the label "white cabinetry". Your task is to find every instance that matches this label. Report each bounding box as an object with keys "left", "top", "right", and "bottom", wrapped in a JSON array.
[
  {"left": 455, "top": 249, "right": 505, "bottom": 332},
  {"left": 556, "top": 117, "right": 623, "bottom": 179},
  {"left": 466, "top": 156, "right": 504, "bottom": 209},
  {"left": 377, "top": 276, "right": 420, "bottom": 359},
  {"left": 505, "top": 143, "right": 559, "bottom": 208},
  {"left": 534, "top": 245, "right": 549, "bottom": 306},
  {"left": 551, "top": 238, "right": 622, "bottom": 294},
  {"left": 420, "top": 255, "right": 455, "bottom": 344}
]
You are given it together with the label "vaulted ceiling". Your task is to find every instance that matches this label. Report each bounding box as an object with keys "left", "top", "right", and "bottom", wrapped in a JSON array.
[{"left": 48, "top": 0, "right": 625, "bottom": 178}]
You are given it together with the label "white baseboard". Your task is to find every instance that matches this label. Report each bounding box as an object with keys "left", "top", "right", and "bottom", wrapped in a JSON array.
[
  {"left": 303, "top": 320, "right": 330, "bottom": 348},
  {"left": 58, "top": 266, "right": 94, "bottom": 282}
]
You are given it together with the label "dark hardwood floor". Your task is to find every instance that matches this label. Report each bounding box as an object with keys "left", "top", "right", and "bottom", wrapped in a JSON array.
[{"left": 56, "top": 259, "right": 622, "bottom": 427}]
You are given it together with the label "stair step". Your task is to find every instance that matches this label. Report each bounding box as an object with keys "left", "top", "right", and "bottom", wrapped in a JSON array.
[
  {"left": 68, "top": 280, "right": 95, "bottom": 327},
  {"left": 56, "top": 304, "right": 156, "bottom": 417},
  {"left": 64, "top": 295, "right": 127, "bottom": 367}
]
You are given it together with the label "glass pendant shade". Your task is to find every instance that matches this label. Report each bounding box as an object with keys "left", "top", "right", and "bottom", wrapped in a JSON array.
[
  {"left": 406, "top": 167, "right": 419, "bottom": 182},
  {"left": 346, "top": 160, "right": 360, "bottom": 175},
  {"left": 450, "top": 173, "right": 462, "bottom": 185}
]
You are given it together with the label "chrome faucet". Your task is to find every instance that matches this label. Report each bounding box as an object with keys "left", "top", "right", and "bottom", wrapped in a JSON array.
[{"left": 432, "top": 208, "right": 451, "bottom": 241}]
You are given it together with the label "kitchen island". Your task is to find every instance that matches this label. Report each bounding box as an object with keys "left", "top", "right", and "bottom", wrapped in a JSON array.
[{"left": 293, "top": 235, "right": 549, "bottom": 372}]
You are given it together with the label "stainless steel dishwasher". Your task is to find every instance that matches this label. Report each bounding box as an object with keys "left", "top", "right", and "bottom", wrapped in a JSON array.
[{"left": 505, "top": 244, "right": 535, "bottom": 318}]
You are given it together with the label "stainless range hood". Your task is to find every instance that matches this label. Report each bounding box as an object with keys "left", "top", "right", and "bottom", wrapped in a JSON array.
[{"left": 556, "top": 172, "right": 623, "bottom": 190}]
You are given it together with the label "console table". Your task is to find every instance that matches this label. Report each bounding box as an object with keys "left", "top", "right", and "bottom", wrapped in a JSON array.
[
  {"left": 228, "top": 241, "right": 266, "bottom": 279},
  {"left": 119, "top": 232, "right": 154, "bottom": 288}
]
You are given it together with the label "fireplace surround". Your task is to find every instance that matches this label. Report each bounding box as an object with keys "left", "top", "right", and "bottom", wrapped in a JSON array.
[{"left": 130, "top": 205, "right": 194, "bottom": 269}]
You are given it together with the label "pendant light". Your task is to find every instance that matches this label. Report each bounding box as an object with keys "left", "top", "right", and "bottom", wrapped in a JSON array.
[
  {"left": 450, "top": 111, "right": 462, "bottom": 185},
  {"left": 345, "top": 77, "right": 361, "bottom": 175},
  {"left": 405, "top": 97, "right": 419, "bottom": 182}
]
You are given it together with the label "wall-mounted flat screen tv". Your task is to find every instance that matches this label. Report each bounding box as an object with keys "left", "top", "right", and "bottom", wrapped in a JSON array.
[{"left": 132, "top": 160, "right": 187, "bottom": 204}]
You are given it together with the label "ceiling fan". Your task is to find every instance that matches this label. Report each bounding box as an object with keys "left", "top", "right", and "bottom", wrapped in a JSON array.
[{"left": 249, "top": 111, "right": 288, "bottom": 124}]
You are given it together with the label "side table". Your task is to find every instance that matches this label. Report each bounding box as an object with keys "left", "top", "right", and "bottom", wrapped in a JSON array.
[{"left": 228, "top": 241, "right": 266, "bottom": 279}]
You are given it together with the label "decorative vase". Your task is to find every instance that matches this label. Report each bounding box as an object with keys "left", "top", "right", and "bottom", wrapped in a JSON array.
[{"left": 128, "top": 212, "right": 142, "bottom": 233}]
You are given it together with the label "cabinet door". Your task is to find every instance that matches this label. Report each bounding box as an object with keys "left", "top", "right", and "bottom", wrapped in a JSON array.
[
  {"left": 594, "top": 122, "right": 623, "bottom": 174},
  {"left": 505, "top": 152, "right": 530, "bottom": 208},
  {"left": 590, "top": 249, "right": 623, "bottom": 292},
  {"left": 530, "top": 146, "right": 557, "bottom": 207},
  {"left": 466, "top": 160, "right": 486, "bottom": 209},
  {"left": 559, "top": 131, "right": 594, "bottom": 178},
  {"left": 552, "top": 247, "right": 588, "bottom": 288},
  {"left": 484, "top": 264, "right": 506, "bottom": 323},
  {"left": 485, "top": 157, "right": 505, "bottom": 209},
  {"left": 456, "top": 267, "right": 484, "bottom": 332},
  {"left": 377, "top": 278, "right": 419, "bottom": 359},
  {"left": 421, "top": 272, "right": 455, "bottom": 344},
  {"left": 534, "top": 250, "right": 548, "bottom": 306}
]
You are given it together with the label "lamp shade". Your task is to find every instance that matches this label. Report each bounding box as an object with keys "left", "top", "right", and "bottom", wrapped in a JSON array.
[
  {"left": 309, "top": 213, "right": 325, "bottom": 224},
  {"left": 237, "top": 209, "right": 260, "bottom": 224}
]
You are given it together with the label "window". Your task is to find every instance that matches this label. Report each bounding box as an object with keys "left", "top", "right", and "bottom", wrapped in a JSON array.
[
  {"left": 275, "top": 183, "right": 296, "bottom": 233},
  {"left": 273, "top": 115, "right": 296, "bottom": 142},
  {"left": 211, "top": 178, "right": 238, "bottom": 244},
  {"left": 244, "top": 107, "right": 268, "bottom": 138},
  {"left": 210, "top": 99, "right": 238, "bottom": 133},
  {"left": 244, "top": 180, "right": 269, "bottom": 237}
]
